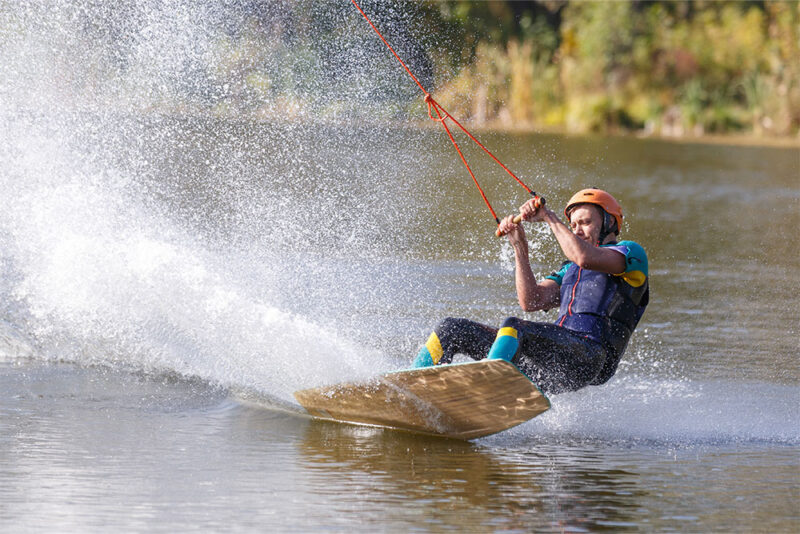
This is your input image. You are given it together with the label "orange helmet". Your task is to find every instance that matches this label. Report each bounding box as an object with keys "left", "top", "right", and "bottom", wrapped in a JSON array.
[{"left": 564, "top": 188, "right": 623, "bottom": 231}]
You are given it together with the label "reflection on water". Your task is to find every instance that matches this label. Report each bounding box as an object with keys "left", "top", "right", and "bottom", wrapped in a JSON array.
[
  {"left": 295, "top": 417, "right": 798, "bottom": 533},
  {"left": 297, "top": 420, "right": 644, "bottom": 532},
  {"left": 2, "top": 355, "right": 799, "bottom": 532}
]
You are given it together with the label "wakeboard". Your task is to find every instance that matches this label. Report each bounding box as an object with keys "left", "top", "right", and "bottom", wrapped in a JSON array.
[{"left": 293, "top": 359, "right": 550, "bottom": 440}]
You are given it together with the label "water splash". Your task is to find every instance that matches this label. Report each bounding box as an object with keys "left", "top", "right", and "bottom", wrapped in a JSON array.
[
  {"left": 0, "top": 0, "right": 447, "bottom": 399},
  {"left": 479, "top": 375, "right": 800, "bottom": 446}
]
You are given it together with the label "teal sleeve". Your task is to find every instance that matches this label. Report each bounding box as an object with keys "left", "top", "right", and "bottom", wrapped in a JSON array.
[
  {"left": 613, "top": 240, "right": 648, "bottom": 277},
  {"left": 545, "top": 261, "right": 572, "bottom": 286},
  {"left": 604, "top": 240, "right": 648, "bottom": 288}
]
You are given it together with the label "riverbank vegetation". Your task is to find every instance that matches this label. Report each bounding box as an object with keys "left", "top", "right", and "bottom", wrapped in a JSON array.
[
  {"left": 431, "top": 1, "right": 799, "bottom": 140},
  {"left": 5, "top": 1, "right": 797, "bottom": 142}
]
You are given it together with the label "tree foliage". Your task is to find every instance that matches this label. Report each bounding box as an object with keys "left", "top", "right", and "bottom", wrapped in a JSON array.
[
  {"left": 8, "top": 1, "right": 794, "bottom": 138},
  {"left": 433, "top": 1, "right": 799, "bottom": 138}
]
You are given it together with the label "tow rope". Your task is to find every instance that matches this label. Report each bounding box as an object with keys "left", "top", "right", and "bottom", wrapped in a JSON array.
[{"left": 350, "top": 0, "right": 544, "bottom": 230}]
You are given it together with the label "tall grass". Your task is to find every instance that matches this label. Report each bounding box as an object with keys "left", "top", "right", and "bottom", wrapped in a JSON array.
[{"left": 434, "top": 1, "right": 799, "bottom": 138}]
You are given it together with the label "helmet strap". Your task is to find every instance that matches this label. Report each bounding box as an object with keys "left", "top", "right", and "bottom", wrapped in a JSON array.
[{"left": 597, "top": 211, "right": 618, "bottom": 245}]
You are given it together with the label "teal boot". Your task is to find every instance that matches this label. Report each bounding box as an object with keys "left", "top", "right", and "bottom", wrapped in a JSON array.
[
  {"left": 412, "top": 331, "right": 444, "bottom": 368},
  {"left": 487, "top": 326, "right": 519, "bottom": 362}
]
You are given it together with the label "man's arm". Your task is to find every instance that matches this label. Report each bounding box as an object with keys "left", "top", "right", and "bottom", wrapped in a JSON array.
[
  {"left": 498, "top": 215, "right": 561, "bottom": 312},
  {"left": 518, "top": 200, "right": 626, "bottom": 275}
]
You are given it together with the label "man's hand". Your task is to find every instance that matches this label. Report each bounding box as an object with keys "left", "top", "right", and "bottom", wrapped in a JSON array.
[
  {"left": 496, "top": 196, "right": 548, "bottom": 237},
  {"left": 498, "top": 214, "right": 526, "bottom": 246},
  {"left": 519, "top": 197, "right": 548, "bottom": 222}
]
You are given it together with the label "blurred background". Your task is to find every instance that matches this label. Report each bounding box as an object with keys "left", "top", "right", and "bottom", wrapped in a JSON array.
[
  {"left": 5, "top": 0, "right": 796, "bottom": 141},
  {"left": 429, "top": 0, "right": 800, "bottom": 140}
]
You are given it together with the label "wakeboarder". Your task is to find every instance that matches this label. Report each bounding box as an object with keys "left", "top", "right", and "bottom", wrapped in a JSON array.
[{"left": 413, "top": 188, "right": 649, "bottom": 394}]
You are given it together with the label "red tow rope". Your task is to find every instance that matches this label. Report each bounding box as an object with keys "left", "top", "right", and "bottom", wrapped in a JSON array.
[{"left": 350, "top": 0, "right": 540, "bottom": 226}]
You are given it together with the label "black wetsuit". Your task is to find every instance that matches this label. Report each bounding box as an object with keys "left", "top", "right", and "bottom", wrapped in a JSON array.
[
  {"left": 413, "top": 241, "right": 649, "bottom": 394},
  {"left": 428, "top": 316, "right": 607, "bottom": 395}
]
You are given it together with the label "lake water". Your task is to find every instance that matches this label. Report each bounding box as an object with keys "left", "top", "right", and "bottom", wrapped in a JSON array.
[{"left": 1, "top": 111, "right": 798, "bottom": 532}]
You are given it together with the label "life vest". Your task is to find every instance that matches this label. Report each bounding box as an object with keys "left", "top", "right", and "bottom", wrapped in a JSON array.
[{"left": 555, "top": 262, "right": 649, "bottom": 384}]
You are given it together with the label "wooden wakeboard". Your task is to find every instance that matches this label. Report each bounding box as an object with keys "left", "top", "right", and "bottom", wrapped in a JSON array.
[{"left": 293, "top": 359, "right": 550, "bottom": 440}]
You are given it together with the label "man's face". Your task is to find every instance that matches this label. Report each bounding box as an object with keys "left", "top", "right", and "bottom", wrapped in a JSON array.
[{"left": 569, "top": 205, "right": 603, "bottom": 244}]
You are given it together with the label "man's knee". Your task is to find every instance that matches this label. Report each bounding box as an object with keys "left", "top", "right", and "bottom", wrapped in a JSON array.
[
  {"left": 435, "top": 317, "right": 468, "bottom": 338},
  {"left": 500, "top": 316, "right": 524, "bottom": 330}
]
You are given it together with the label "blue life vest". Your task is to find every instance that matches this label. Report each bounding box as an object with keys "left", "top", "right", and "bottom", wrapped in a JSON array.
[{"left": 555, "top": 262, "right": 649, "bottom": 384}]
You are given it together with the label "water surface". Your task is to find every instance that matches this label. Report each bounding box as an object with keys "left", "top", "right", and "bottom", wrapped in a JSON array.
[{"left": 1, "top": 114, "right": 798, "bottom": 531}]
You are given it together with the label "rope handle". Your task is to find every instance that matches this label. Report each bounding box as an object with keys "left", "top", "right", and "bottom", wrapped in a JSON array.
[{"left": 495, "top": 195, "right": 546, "bottom": 237}]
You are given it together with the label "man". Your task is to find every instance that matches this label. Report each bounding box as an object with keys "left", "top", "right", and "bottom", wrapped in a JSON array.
[{"left": 412, "top": 188, "right": 649, "bottom": 394}]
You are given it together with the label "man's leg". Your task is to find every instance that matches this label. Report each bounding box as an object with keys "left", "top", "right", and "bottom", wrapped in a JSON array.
[
  {"left": 486, "top": 316, "right": 523, "bottom": 361},
  {"left": 412, "top": 317, "right": 497, "bottom": 367},
  {"left": 486, "top": 317, "right": 607, "bottom": 394}
]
